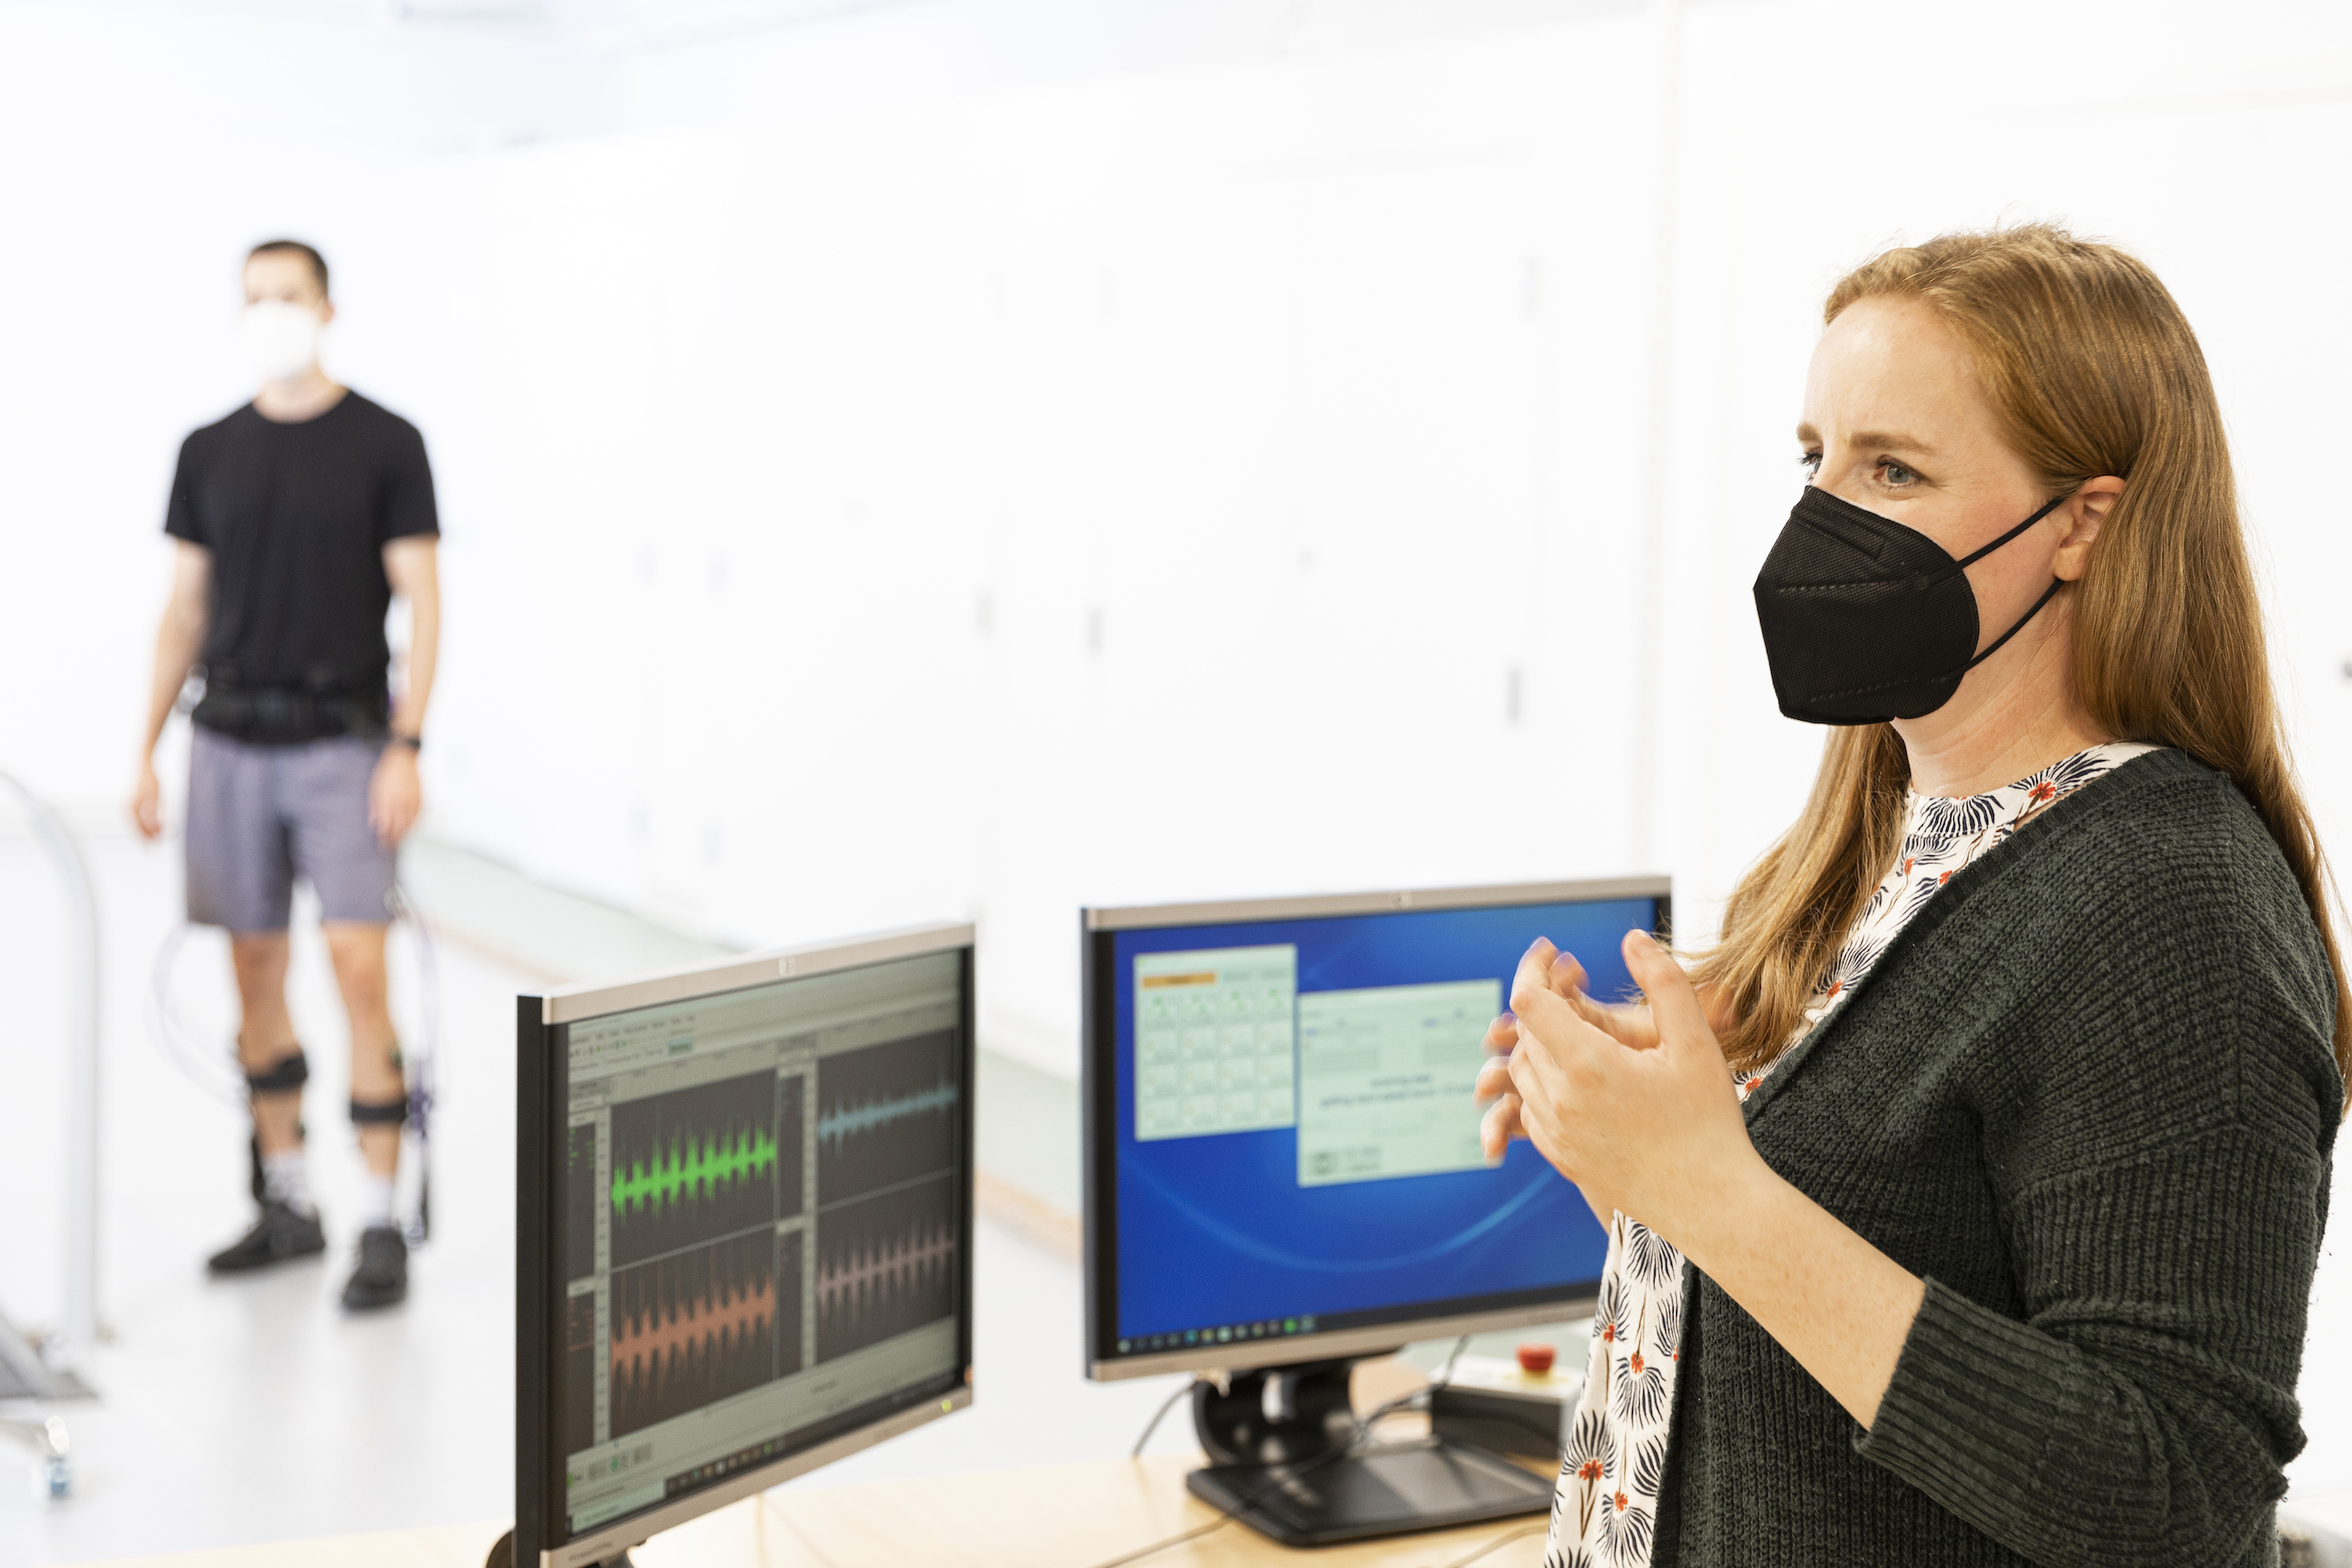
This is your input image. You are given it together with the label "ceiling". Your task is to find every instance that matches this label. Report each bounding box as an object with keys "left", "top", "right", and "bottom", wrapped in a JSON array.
[{"left": 56, "top": 0, "right": 924, "bottom": 52}]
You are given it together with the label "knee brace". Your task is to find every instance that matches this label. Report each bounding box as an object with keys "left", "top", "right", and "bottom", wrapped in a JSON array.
[
  {"left": 350, "top": 1095, "right": 410, "bottom": 1128},
  {"left": 244, "top": 1048, "right": 309, "bottom": 1097}
]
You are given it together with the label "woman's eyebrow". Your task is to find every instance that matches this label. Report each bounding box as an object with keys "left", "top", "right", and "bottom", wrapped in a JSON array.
[
  {"left": 1794, "top": 423, "right": 1939, "bottom": 456},
  {"left": 1849, "top": 429, "right": 1937, "bottom": 456}
]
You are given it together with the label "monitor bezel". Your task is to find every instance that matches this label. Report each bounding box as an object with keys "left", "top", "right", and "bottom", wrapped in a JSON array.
[
  {"left": 517, "top": 922, "right": 978, "bottom": 1568},
  {"left": 1081, "top": 878, "right": 1668, "bottom": 1383}
]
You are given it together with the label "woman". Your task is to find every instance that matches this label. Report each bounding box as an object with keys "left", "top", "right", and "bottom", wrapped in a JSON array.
[{"left": 1477, "top": 224, "right": 2348, "bottom": 1568}]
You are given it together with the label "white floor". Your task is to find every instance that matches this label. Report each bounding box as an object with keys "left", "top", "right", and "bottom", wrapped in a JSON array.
[
  {"left": 0, "top": 822, "right": 1191, "bottom": 1565},
  {"left": 3, "top": 818, "right": 2349, "bottom": 1565}
]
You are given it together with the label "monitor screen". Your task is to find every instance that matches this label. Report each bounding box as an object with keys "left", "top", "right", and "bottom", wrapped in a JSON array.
[
  {"left": 526, "top": 939, "right": 973, "bottom": 1558},
  {"left": 1083, "top": 883, "right": 1665, "bottom": 1376}
]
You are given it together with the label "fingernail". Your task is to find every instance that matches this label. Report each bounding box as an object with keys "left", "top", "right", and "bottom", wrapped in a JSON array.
[{"left": 1498, "top": 1010, "right": 1516, "bottom": 1023}]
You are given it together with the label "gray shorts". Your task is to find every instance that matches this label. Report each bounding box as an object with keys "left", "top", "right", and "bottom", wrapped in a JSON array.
[{"left": 186, "top": 727, "right": 397, "bottom": 932}]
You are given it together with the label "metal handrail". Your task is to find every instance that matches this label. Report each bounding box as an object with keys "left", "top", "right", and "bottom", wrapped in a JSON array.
[{"left": 0, "top": 771, "right": 102, "bottom": 1363}]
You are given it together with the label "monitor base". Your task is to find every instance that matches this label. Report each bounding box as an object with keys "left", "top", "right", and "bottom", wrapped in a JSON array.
[
  {"left": 483, "top": 1530, "right": 634, "bottom": 1568},
  {"left": 1185, "top": 1436, "right": 1553, "bottom": 1546}
]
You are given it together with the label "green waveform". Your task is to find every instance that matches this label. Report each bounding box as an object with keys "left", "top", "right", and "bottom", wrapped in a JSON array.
[{"left": 611, "top": 1124, "right": 777, "bottom": 1217}]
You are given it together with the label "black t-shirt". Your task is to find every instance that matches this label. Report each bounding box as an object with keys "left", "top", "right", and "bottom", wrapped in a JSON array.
[{"left": 164, "top": 390, "right": 438, "bottom": 693}]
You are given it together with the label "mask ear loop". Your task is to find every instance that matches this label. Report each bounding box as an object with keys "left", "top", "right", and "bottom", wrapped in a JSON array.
[
  {"left": 1953, "top": 491, "right": 2071, "bottom": 570},
  {"left": 1958, "top": 491, "right": 2073, "bottom": 671}
]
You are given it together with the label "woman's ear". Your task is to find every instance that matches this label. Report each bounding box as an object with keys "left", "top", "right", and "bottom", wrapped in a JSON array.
[{"left": 2054, "top": 475, "right": 2124, "bottom": 581}]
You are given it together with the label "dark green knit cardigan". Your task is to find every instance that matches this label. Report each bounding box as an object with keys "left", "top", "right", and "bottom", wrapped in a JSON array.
[{"left": 1655, "top": 747, "right": 2343, "bottom": 1567}]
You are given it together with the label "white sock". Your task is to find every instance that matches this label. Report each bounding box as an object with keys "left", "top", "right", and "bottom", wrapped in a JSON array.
[
  {"left": 359, "top": 1174, "right": 397, "bottom": 1231},
  {"left": 262, "top": 1150, "right": 314, "bottom": 1218}
]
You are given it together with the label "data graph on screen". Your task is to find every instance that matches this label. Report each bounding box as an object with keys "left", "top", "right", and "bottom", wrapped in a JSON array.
[
  {"left": 816, "top": 1174, "right": 960, "bottom": 1362},
  {"left": 608, "top": 1072, "right": 783, "bottom": 1269},
  {"left": 608, "top": 1231, "right": 789, "bottom": 1439},
  {"left": 817, "top": 1031, "right": 960, "bottom": 1206},
  {"left": 551, "top": 941, "right": 974, "bottom": 1551}
]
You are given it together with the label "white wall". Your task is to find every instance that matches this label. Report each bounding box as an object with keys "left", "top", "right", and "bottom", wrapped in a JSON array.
[{"left": 395, "top": 22, "right": 1663, "bottom": 1070}]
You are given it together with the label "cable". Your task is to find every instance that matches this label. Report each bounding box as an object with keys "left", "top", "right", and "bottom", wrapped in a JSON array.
[
  {"left": 387, "top": 881, "right": 440, "bottom": 1244},
  {"left": 1081, "top": 1511, "right": 1238, "bottom": 1568},
  {"left": 1089, "top": 1338, "right": 1478, "bottom": 1568},
  {"left": 1428, "top": 1521, "right": 1549, "bottom": 1568},
  {"left": 1345, "top": 1333, "right": 1472, "bottom": 1444},
  {"left": 1432, "top": 1334, "right": 1471, "bottom": 1397},
  {"left": 1089, "top": 1439, "right": 1360, "bottom": 1568},
  {"left": 148, "top": 923, "right": 248, "bottom": 1108},
  {"left": 1129, "top": 1381, "right": 1194, "bottom": 1458}
]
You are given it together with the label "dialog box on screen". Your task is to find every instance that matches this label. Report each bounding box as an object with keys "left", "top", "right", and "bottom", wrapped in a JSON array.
[
  {"left": 1134, "top": 946, "right": 1297, "bottom": 1141},
  {"left": 1296, "top": 979, "right": 1498, "bottom": 1187}
]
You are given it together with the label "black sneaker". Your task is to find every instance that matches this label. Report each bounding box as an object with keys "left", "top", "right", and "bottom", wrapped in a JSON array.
[
  {"left": 341, "top": 1225, "right": 409, "bottom": 1312},
  {"left": 206, "top": 1199, "right": 327, "bottom": 1274}
]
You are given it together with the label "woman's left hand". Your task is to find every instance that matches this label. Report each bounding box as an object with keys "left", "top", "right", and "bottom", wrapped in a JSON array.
[{"left": 1498, "top": 929, "right": 1761, "bottom": 1244}]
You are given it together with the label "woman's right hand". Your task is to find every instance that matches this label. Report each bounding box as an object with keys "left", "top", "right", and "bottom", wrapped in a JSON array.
[
  {"left": 129, "top": 759, "right": 164, "bottom": 841},
  {"left": 1475, "top": 945, "right": 1662, "bottom": 1160}
]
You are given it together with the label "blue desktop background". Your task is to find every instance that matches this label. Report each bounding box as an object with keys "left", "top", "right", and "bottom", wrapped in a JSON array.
[{"left": 1110, "top": 897, "right": 1655, "bottom": 1341}]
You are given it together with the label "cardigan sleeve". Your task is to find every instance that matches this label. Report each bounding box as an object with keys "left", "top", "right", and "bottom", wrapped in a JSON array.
[{"left": 1851, "top": 792, "right": 2341, "bottom": 1568}]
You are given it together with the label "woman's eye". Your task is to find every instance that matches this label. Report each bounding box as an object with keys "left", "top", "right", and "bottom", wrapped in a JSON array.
[
  {"left": 1798, "top": 450, "right": 1822, "bottom": 477},
  {"left": 1876, "top": 461, "right": 1918, "bottom": 488}
]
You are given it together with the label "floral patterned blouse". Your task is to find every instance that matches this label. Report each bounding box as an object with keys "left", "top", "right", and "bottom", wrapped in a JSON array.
[{"left": 1543, "top": 741, "right": 2160, "bottom": 1568}]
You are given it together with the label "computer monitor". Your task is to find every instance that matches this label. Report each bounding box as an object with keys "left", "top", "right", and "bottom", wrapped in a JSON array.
[
  {"left": 501, "top": 924, "right": 974, "bottom": 1568},
  {"left": 1081, "top": 878, "right": 1668, "bottom": 1544}
]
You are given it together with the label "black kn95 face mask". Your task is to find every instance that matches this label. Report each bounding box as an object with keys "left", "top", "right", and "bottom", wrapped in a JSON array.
[{"left": 1751, "top": 485, "right": 2068, "bottom": 726}]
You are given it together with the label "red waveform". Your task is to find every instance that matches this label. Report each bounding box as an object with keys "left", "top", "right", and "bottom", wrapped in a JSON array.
[
  {"left": 817, "top": 1222, "right": 957, "bottom": 1314},
  {"left": 611, "top": 1271, "right": 774, "bottom": 1376}
]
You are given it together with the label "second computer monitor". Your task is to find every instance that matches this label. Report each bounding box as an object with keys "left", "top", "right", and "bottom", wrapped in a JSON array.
[
  {"left": 1083, "top": 878, "right": 1668, "bottom": 1380},
  {"left": 512, "top": 925, "right": 974, "bottom": 1568}
]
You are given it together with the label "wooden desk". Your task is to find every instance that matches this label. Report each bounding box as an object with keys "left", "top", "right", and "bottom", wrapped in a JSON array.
[{"left": 73, "top": 1453, "right": 1554, "bottom": 1568}]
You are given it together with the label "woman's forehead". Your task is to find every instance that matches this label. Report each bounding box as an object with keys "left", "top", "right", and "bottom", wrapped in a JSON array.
[{"left": 1804, "top": 298, "right": 1996, "bottom": 447}]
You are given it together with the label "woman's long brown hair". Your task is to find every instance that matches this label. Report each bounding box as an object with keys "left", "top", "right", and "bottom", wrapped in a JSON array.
[{"left": 1691, "top": 223, "right": 2350, "bottom": 1113}]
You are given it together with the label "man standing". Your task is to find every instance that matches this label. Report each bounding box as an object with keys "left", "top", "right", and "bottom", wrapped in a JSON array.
[{"left": 129, "top": 239, "right": 440, "bottom": 1312}]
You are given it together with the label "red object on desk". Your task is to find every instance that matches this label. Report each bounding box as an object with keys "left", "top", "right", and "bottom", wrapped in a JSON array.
[{"left": 1516, "top": 1342, "right": 1556, "bottom": 1374}]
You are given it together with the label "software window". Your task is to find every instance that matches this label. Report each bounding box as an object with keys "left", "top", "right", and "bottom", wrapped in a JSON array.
[
  {"left": 558, "top": 954, "right": 964, "bottom": 1532},
  {"left": 1132, "top": 945, "right": 1297, "bottom": 1141},
  {"left": 1295, "top": 979, "right": 1498, "bottom": 1187}
]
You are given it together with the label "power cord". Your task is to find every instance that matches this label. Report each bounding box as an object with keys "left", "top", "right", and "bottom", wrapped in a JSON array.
[
  {"left": 1094, "top": 1338, "right": 1477, "bottom": 1568},
  {"left": 1128, "top": 1381, "right": 1194, "bottom": 1458},
  {"left": 387, "top": 880, "right": 441, "bottom": 1244},
  {"left": 1431, "top": 1333, "right": 1471, "bottom": 1395},
  {"left": 148, "top": 923, "right": 249, "bottom": 1108},
  {"left": 1089, "top": 1437, "right": 1358, "bottom": 1568},
  {"left": 1432, "top": 1521, "right": 1549, "bottom": 1568}
]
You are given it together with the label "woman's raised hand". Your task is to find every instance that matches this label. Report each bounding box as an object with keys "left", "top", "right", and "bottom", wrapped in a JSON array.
[
  {"left": 1484, "top": 929, "right": 1757, "bottom": 1244},
  {"left": 1476, "top": 941, "right": 1660, "bottom": 1158}
]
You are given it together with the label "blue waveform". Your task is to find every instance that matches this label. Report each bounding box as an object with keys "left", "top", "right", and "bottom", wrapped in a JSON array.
[{"left": 819, "top": 1081, "right": 959, "bottom": 1150}]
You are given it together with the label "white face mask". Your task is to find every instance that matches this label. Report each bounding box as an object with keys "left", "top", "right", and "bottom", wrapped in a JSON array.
[{"left": 240, "top": 299, "right": 323, "bottom": 382}]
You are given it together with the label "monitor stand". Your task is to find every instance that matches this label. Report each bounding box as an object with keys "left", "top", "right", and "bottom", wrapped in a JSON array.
[
  {"left": 1184, "top": 1358, "right": 1554, "bottom": 1546},
  {"left": 483, "top": 1530, "right": 633, "bottom": 1567}
]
